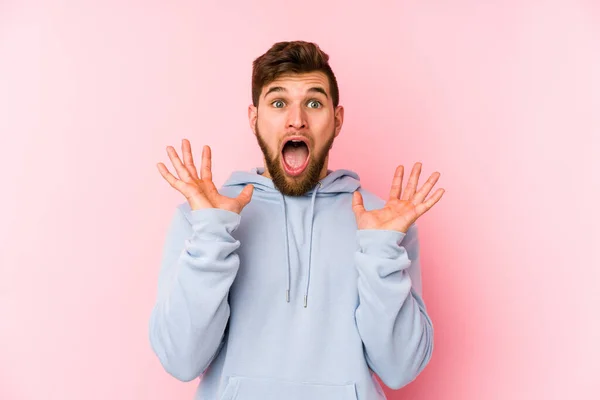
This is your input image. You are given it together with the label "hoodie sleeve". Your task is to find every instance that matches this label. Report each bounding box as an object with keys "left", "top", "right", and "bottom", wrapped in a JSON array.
[
  {"left": 354, "top": 223, "right": 434, "bottom": 390},
  {"left": 149, "top": 206, "right": 242, "bottom": 382}
]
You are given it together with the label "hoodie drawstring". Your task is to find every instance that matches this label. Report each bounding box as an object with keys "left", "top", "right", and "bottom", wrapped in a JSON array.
[
  {"left": 280, "top": 182, "right": 321, "bottom": 308},
  {"left": 280, "top": 193, "right": 291, "bottom": 303},
  {"left": 304, "top": 182, "right": 320, "bottom": 307}
]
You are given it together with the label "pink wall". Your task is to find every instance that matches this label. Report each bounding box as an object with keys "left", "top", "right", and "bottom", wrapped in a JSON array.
[{"left": 1, "top": 1, "right": 599, "bottom": 399}]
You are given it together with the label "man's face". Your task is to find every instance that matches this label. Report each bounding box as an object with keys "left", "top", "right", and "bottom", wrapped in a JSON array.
[{"left": 248, "top": 71, "right": 344, "bottom": 196}]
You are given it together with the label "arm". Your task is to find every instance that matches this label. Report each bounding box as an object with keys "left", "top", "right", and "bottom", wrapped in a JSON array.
[
  {"left": 151, "top": 140, "right": 254, "bottom": 381},
  {"left": 351, "top": 162, "right": 444, "bottom": 390},
  {"left": 148, "top": 206, "right": 241, "bottom": 382},
  {"left": 354, "top": 223, "right": 433, "bottom": 389}
]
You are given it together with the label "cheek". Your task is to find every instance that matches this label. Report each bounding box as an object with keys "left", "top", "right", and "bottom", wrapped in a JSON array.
[
  {"left": 257, "top": 119, "right": 281, "bottom": 149},
  {"left": 258, "top": 108, "right": 281, "bottom": 129},
  {"left": 310, "top": 115, "right": 335, "bottom": 140}
]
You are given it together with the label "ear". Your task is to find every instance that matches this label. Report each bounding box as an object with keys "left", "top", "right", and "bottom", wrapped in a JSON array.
[
  {"left": 333, "top": 105, "right": 344, "bottom": 138},
  {"left": 248, "top": 104, "right": 258, "bottom": 135}
]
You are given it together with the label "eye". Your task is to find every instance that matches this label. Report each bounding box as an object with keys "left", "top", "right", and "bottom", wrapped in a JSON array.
[
  {"left": 272, "top": 100, "right": 285, "bottom": 108},
  {"left": 307, "top": 100, "right": 322, "bottom": 109}
]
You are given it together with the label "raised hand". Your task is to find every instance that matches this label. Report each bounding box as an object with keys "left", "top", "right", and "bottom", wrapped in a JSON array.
[
  {"left": 157, "top": 139, "right": 254, "bottom": 213},
  {"left": 352, "top": 163, "right": 444, "bottom": 233}
]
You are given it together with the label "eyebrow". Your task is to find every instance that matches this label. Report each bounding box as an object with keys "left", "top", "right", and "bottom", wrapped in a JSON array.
[{"left": 264, "top": 86, "right": 329, "bottom": 99}]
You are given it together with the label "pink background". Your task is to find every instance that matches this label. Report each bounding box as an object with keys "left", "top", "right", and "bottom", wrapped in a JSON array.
[{"left": 1, "top": 1, "right": 599, "bottom": 399}]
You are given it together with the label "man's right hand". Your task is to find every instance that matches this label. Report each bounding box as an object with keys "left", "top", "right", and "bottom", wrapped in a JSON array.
[{"left": 157, "top": 139, "right": 254, "bottom": 213}]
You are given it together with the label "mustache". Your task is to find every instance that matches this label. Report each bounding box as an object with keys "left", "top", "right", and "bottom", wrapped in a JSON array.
[{"left": 280, "top": 132, "right": 314, "bottom": 147}]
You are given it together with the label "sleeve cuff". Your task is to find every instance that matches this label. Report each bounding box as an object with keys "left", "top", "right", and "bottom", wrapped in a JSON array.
[
  {"left": 187, "top": 208, "right": 242, "bottom": 236},
  {"left": 356, "top": 229, "right": 407, "bottom": 258}
]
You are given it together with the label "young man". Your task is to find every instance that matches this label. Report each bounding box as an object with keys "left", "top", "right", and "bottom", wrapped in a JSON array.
[{"left": 150, "top": 41, "right": 444, "bottom": 400}]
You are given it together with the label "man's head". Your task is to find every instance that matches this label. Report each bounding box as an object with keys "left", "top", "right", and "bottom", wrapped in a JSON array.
[{"left": 248, "top": 41, "right": 344, "bottom": 196}]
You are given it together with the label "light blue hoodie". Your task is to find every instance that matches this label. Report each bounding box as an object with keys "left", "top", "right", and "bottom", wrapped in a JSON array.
[{"left": 149, "top": 167, "right": 433, "bottom": 400}]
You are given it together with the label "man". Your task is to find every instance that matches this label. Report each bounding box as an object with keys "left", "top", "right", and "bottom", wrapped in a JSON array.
[{"left": 150, "top": 41, "right": 444, "bottom": 400}]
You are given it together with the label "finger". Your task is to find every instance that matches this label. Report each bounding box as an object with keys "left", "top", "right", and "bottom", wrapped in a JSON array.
[
  {"left": 166, "top": 146, "right": 193, "bottom": 181},
  {"left": 182, "top": 139, "right": 200, "bottom": 180},
  {"left": 415, "top": 188, "right": 445, "bottom": 216},
  {"left": 157, "top": 162, "right": 186, "bottom": 192},
  {"left": 412, "top": 172, "right": 441, "bottom": 204},
  {"left": 352, "top": 191, "right": 366, "bottom": 217},
  {"left": 400, "top": 162, "right": 422, "bottom": 201},
  {"left": 388, "top": 165, "right": 404, "bottom": 200},
  {"left": 236, "top": 184, "right": 254, "bottom": 208},
  {"left": 201, "top": 145, "right": 213, "bottom": 181}
]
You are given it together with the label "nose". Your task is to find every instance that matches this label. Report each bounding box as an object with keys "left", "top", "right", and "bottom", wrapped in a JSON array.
[{"left": 286, "top": 104, "right": 307, "bottom": 130}]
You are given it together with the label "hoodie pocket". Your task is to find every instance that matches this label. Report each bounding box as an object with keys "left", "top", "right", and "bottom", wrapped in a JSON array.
[{"left": 220, "top": 376, "right": 358, "bottom": 400}]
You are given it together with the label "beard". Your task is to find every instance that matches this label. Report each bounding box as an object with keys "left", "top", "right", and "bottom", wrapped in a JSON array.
[{"left": 255, "top": 122, "right": 335, "bottom": 196}]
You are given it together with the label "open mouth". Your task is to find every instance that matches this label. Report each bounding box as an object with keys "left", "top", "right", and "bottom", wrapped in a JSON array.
[{"left": 281, "top": 137, "right": 310, "bottom": 177}]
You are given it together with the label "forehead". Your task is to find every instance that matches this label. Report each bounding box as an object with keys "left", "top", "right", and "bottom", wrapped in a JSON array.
[{"left": 262, "top": 71, "right": 330, "bottom": 96}]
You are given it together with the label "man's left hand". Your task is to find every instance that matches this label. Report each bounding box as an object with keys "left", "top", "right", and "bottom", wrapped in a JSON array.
[{"left": 352, "top": 163, "right": 445, "bottom": 233}]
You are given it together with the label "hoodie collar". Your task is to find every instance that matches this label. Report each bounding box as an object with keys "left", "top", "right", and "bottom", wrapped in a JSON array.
[{"left": 222, "top": 167, "right": 361, "bottom": 195}]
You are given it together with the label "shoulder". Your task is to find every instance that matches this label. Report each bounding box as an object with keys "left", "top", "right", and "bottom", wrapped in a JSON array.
[{"left": 218, "top": 184, "right": 245, "bottom": 200}]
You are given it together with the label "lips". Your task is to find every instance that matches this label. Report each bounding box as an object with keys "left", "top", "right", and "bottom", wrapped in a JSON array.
[{"left": 281, "top": 136, "right": 310, "bottom": 177}]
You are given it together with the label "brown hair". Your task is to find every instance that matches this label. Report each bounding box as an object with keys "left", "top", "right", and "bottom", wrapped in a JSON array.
[{"left": 251, "top": 41, "right": 340, "bottom": 108}]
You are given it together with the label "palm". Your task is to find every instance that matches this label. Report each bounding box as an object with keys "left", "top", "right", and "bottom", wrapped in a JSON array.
[
  {"left": 157, "top": 139, "right": 253, "bottom": 213},
  {"left": 353, "top": 163, "right": 444, "bottom": 233},
  {"left": 356, "top": 198, "right": 420, "bottom": 232},
  {"left": 185, "top": 174, "right": 248, "bottom": 214}
]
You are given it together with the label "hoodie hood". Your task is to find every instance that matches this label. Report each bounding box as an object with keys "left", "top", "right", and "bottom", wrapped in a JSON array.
[
  {"left": 222, "top": 167, "right": 361, "bottom": 195},
  {"left": 222, "top": 167, "right": 362, "bottom": 308}
]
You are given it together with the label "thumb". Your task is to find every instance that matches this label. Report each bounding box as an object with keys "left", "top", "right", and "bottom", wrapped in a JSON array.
[
  {"left": 237, "top": 184, "right": 254, "bottom": 207},
  {"left": 352, "top": 191, "right": 365, "bottom": 217}
]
